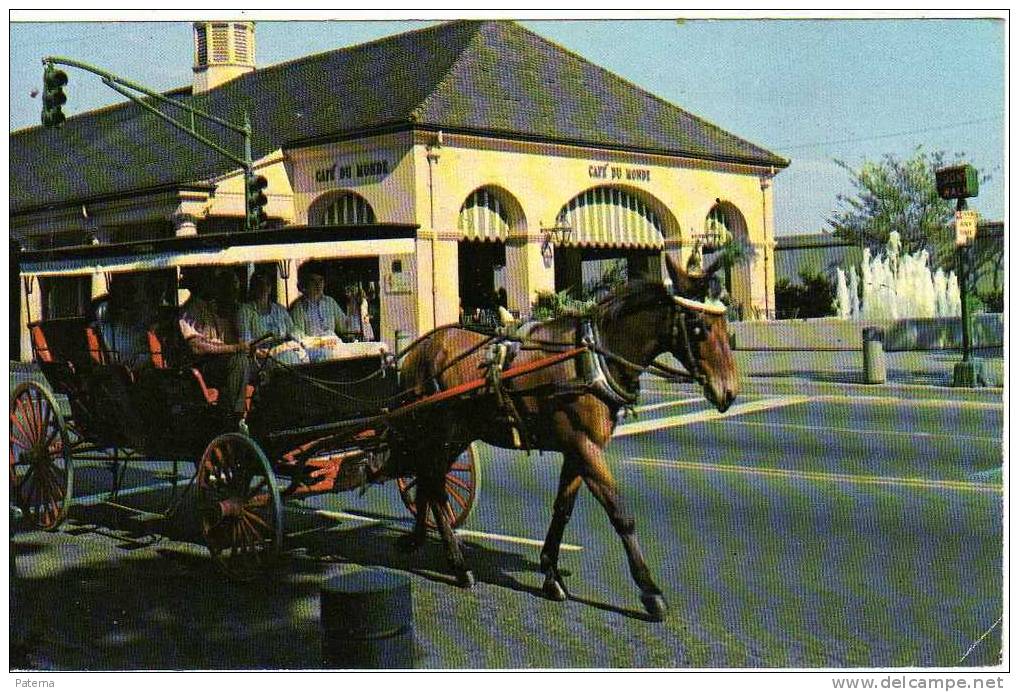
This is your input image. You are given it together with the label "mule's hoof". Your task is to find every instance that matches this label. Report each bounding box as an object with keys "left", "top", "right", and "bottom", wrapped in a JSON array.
[
  {"left": 542, "top": 575, "right": 568, "bottom": 602},
  {"left": 457, "top": 570, "right": 476, "bottom": 589},
  {"left": 641, "top": 593, "right": 667, "bottom": 622},
  {"left": 395, "top": 533, "right": 423, "bottom": 553}
]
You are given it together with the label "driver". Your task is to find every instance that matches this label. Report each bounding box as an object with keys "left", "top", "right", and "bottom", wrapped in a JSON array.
[{"left": 179, "top": 268, "right": 251, "bottom": 429}]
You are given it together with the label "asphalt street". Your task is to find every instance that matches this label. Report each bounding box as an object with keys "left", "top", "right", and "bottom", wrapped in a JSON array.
[{"left": 10, "top": 365, "right": 1004, "bottom": 669}]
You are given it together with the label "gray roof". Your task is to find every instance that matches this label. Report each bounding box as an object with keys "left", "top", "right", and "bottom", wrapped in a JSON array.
[{"left": 11, "top": 20, "right": 788, "bottom": 215}]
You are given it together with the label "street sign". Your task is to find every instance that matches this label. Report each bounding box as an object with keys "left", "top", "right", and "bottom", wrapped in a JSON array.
[
  {"left": 936, "top": 164, "right": 980, "bottom": 200},
  {"left": 955, "top": 209, "right": 979, "bottom": 246}
]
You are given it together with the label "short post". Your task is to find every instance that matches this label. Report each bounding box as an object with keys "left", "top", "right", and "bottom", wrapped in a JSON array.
[
  {"left": 862, "top": 327, "right": 886, "bottom": 384},
  {"left": 321, "top": 568, "right": 414, "bottom": 669}
]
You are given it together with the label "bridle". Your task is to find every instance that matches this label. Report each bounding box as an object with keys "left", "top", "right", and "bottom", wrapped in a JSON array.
[{"left": 664, "top": 295, "right": 726, "bottom": 388}]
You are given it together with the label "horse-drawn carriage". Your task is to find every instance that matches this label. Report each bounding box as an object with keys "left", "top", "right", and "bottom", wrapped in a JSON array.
[
  {"left": 12, "top": 228, "right": 738, "bottom": 620},
  {"left": 10, "top": 228, "right": 480, "bottom": 580}
]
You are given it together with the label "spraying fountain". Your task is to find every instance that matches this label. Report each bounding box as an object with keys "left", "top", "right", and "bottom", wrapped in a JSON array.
[{"left": 834, "top": 231, "right": 961, "bottom": 320}]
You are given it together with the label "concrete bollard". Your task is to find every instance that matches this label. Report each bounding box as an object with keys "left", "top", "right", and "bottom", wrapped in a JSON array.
[
  {"left": 862, "top": 327, "right": 886, "bottom": 384},
  {"left": 321, "top": 568, "right": 414, "bottom": 669}
]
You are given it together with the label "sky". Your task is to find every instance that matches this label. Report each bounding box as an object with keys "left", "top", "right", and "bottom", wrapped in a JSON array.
[{"left": 8, "top": 15, "right": 1006, "bottom": 236}]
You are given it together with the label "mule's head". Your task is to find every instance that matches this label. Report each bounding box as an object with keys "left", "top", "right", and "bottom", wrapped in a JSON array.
[{"left": 664, "top": 254, "right": 739, "bottom": 412}]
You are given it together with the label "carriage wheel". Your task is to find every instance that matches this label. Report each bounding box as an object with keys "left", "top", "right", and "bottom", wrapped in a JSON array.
[
  {"left": 396, "top": 443, "right": 479, "bottom": 530},
  {"left": 196, "top": 433, "right": 283, "bottom": 581},
  {"left": 9, "top": 382, "right": 74, "bottom": 530}
]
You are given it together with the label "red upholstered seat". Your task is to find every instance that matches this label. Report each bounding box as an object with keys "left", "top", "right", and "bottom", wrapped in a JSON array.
[
  {"left": 30, "top": 325, "right": 53, "bottom": 363},
  {"left": 84, "top": 326, "right": 106, "bottom": 365},
  {"left": 145, "top": 329, "right": 252, "bottom": 410}
]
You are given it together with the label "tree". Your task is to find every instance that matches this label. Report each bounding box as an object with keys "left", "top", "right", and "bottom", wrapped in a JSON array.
[{"left": 827, "top": 147, "right": 989, "bottom": 272}]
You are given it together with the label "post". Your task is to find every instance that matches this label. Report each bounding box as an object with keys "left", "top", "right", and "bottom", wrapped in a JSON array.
[
  {"left": 862, "top": 327, "right": 886, "bottom": 384},
  {"left": 320, "top": 568, "right": 414, "bottom": 669},
  {"left": 957, "top": 198, "right": 971, "bottom": 362}
]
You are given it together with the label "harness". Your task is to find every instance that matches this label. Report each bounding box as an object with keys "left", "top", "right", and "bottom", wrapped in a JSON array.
[{"left": 478, "top": 300, "right": 713, "bottom": 432}]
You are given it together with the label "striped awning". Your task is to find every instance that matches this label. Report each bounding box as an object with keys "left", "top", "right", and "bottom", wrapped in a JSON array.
[
  {"left": 20, "top": 238, "right": 415, "bottom": 278},
  {"left": 458, "top": 188, "right": 511, "bottom": 242},
  {"left": 556, "top": 187, "right": 664, "bottom": 249}
]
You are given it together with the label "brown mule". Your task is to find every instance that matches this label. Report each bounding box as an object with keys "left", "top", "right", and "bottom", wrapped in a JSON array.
[{"left": 393, "top": 255, "right": 738, "bottom": 620}]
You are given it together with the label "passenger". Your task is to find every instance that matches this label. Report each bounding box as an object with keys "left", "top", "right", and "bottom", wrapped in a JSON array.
[
  {"left": 179, "top": 268, "right": 251, "bottom": 427},
  {"left": 95, "top": 275, "right": 154, "bottom": 371},
  {"left": 237, "top": 273, "right": 308, "bottom": 365},
  {"left": 343, "top": 284, "right": 375, "bottom": 342},
  {"left": 289, "top": 266, "right": 348, "bottom": 361}
]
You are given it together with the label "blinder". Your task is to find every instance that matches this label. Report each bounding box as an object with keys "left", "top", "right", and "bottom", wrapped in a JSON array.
[{"left": 667, "top": 295, "right": 726, "bottom": 387}]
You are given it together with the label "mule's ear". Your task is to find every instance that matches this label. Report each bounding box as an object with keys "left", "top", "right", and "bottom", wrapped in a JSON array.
[{"left": 664, "top": 253, "right": 707, "bottom": 297}]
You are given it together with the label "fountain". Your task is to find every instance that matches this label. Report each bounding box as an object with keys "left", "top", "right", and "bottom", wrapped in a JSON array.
[{"left": 834, "top": 231, "right": 961, "bottom": 320}]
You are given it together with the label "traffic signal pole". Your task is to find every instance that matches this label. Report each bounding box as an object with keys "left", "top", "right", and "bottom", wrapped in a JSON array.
[
  {"left": 957, "top": 197, "right": 971, "bottom": 364},
  {"left": 40, "top": 56, "right": 262, "bottom": 229}
]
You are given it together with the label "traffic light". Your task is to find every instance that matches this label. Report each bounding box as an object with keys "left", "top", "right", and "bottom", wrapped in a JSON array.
[
  {"left": 245, "top": 172, "right": 269, "bottom": 230},
  {"left": 41, "top": 64, "right": 68, "bottom": 128}
]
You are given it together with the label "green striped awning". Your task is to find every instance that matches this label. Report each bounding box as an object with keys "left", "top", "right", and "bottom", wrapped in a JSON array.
[{"left": 556, "top": 187, "right": 664, "bottom": 249}]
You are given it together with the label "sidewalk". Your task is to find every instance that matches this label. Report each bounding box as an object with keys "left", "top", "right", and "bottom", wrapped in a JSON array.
[{"left": 735, "top": 347, "right": 1004, "bottom": 391}]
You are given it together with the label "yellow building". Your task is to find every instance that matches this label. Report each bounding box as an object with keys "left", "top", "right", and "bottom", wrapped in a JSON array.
[{"left": 11, "top": 20, "right": 788, "bottom": 359}]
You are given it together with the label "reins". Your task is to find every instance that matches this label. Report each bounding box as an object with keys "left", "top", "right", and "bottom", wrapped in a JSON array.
[{"left": 253, "top": 298, "right": 711, "bottom": 413}]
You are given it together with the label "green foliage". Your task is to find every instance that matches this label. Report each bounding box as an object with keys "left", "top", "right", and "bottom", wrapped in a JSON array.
[
  {"left": 828, "top": 147, "right": 989, "bottom": 272},
  {"left": 774, "top": 271, "right": 836, "bottom": 319},
  {"left": 530, "top": 288, "right": 596, "bottom": 321}
]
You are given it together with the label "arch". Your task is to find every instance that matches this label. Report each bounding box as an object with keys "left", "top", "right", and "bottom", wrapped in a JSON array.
[
  {"left": 554, "top": 185, "right": 678, "bottom": 248},
  {"left": 704, "top": 200, "right": 752, "bottom": 315},
  {"left": 703, "top": 200, "right": 749, "bottom": 248},
  {"left": 457, "top": 185, "right": 526, "bottom": 242},
  {"left": 308, "top": 190, "right": 376, "bottom": 226}
]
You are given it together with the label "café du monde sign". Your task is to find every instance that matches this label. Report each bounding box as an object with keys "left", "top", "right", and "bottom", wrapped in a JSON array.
[
  {"left": 588, "top": 162, "right": 651, "bottom": 182},
  {"left": 315, "top": 159, "right": 390, "bottom": 184}
]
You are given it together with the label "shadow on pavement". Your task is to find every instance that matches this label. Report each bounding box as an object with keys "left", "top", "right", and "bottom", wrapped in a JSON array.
[{"left": 12, "top": 497, "right": 652, "bottom": 670}]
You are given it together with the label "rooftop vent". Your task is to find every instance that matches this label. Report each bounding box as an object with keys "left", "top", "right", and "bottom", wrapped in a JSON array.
[{"left": 192, "top": 21, "right": 255, "bottom": 93}]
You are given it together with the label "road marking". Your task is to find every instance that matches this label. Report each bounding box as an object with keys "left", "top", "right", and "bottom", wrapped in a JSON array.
[
  {"left": 629, "top": 457, "right": 1002, "bottom": 494},
  {"left": 719, "top": 419, "right": 1002, "bottom": 443},
  {"left": 73, "top": 481, "right": 185, "bottom": 507},
  {"left": 310, "top": 510, "right": 582, "bottom": 551},
  {"left": 457, "top": 529, "right": 582, "bottom": 552},
  {"left": 614, "top": 395, "right": 814, "bottom": 437},
  {"left": 814, "top": 394, "right": 1002, "bottom": 410},
  {"left": 631, "top": 397, "right": 703, "bottom": 414}
]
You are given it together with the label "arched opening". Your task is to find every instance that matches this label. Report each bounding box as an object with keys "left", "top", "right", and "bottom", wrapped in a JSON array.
[
  {"left": 310, "top": 190, "right": 377, "bottom": 226},
  {"left": 457, "top": 186, "right": 524, "bottom": 325},
  {"left": 305, "top": 191, "right": 380, "bottom": 336},
  {"left": 553, "top": 186, "right": 666, "bottom": 299},
  {"left": 703, "top": 201, "right": 751, "bottom": 317}
]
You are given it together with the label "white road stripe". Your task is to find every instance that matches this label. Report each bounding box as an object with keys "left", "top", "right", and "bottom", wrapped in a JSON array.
[
  {"left": 720, "top": 419, "right": 1002, "bottom": 443},
  {"left": 614, "top": 395, "right": 814, "bottom": 437},
  {"left": 73, "top": 481, "right": 185, "bottom": 507},
  {"left": 308, "top": 510, "right": 583, "bottom": 551},
  {"left": 629, "top": 457, "right": 1001, "bottom": 494},
  {"left": 457, "top": 529, "right": 582, "bottom": 552},
  {"left": 631, "top": 397, "right": 703, "bottom": 414}
]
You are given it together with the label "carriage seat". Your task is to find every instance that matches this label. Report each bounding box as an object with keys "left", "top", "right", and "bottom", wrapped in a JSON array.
[
  {"left": 30, "top": 324, "right": 57, "bottom": 365},
  {"left": 146, "top": 329, "right": 253, "bottom": 410}
]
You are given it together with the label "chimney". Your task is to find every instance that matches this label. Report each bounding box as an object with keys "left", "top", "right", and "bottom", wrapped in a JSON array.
[{"left": 192, "top": 21, "right": 255, "bottom": 93}]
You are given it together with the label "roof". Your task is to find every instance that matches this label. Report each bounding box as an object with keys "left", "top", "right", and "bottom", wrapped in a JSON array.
[{"left": 11, "top": 20, "right": 788, "bottom": 215}]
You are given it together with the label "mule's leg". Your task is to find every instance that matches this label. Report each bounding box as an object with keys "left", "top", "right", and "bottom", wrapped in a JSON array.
[
  {"left": 427, "top": 470, "right": 475, "bottom": 589},
  {"left": 579, "top": 445, "right": 667, "bottom": 621},
  {"left": 540, "top": 454, "right": 583, "bottom": 601},
  {"left": 396, "top": 480, "right": 430, "bottom": 553}
]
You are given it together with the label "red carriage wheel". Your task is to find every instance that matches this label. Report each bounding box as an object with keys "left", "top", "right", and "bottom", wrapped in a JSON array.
[
  {"left": 9, "top": 382, "right": 74, "bottom": 530},
  {"left": 396, "top": 443, "right": 479, "bottom": 530},
  {"left": 196, "top": 433, "right": 283, "bottom": 580}
]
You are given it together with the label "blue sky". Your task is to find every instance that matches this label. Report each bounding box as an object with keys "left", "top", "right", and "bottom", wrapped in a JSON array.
[{"left": 9, "top": 17, "right": 1005, "bottom": 235}]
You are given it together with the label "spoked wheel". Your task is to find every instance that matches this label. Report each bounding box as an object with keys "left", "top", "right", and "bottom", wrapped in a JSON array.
[
  {"left": 196, "top": 433, "right": 283, "bottom": 581},
  {"left": 397, "top": 443, "right": 479, "bottom": 529},
  {"left": 9, "top": 382, "right": 73, "bottom": 530}
]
